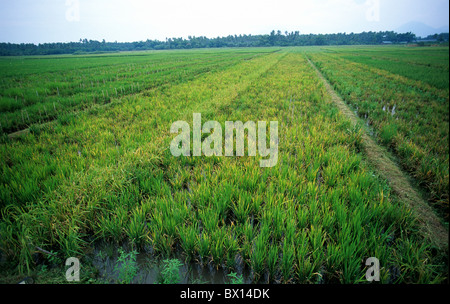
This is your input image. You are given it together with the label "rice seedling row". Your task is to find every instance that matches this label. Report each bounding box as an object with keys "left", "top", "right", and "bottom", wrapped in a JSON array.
[
  {"left": 307, "top": 48, "right": 449, "bottom": 210},
  {"left": 0, "top": 50, "right": 272, "bottom": 134}
]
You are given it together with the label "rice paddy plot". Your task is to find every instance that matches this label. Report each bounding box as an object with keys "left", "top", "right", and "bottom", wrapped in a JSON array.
[
  {"left": 0, "top": 47, "right": 447, "bottom": 284},
  {"left": 307, "top": 46, "right": 449, "bottom": 210}
]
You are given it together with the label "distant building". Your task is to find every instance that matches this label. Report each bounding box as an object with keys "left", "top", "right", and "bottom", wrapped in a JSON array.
[{"left": 382, "top": 41, "right": 393, "bottom": 44}]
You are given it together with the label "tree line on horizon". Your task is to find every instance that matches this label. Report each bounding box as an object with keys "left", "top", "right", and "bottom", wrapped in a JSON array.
[{"left": 0, "top": 30, "right": 448, "bottom": 56}]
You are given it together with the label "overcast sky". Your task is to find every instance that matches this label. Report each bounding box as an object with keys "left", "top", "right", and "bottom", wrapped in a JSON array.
[{"left": 0, "top": 0, "right": 449, "bottom": 44}]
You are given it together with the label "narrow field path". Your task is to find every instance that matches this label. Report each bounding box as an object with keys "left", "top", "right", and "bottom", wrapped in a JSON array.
[{"left": 306, "top": 55, "right": 448, "bottom": 251}]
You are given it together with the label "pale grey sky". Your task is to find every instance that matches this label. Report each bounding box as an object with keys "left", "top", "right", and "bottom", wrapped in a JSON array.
[{"left": 0, "top": 0, "right": 448, "bottom": 43}]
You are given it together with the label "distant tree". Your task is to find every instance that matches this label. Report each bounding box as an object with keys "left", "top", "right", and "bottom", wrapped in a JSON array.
[{"left": 1, "top": 30, "right": 443, "bottom": 56}]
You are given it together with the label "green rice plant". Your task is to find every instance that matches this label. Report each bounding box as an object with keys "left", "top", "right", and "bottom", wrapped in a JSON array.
[
  {"left": 250, "top": 228, "right": 269, "bottom": 276},
  {"left": 268, "top": 206, "right": 287, "bottom": 242},
  {"left": 54, "top": 215, "right": 86, "bottom": 259},
  {"left": 197, "top": 233, "right": 210, "bottom": 262},
  {"left": 224, "top": 232, "right": 239, "bottom": 269},
  {"left": 320, "top": 204, "right": 335, "bottom": 233},
  {"left": 241, "top": 220, "right": 255, "bottom": 244},
  {"left": 337, "top": 224, "right": 366, "bottom": 284},
  {"left": 127, "top": 206, "right": 148, "bottom": 248},
  {"left": 380, "top": 122, "right": 399, "bottom": 146},
  {"left": 309, "top": 226, "right": 326, "bottom": 258},
  {"left": 294, "top": 230, "right": 315, "bottom": 283},
  {"left": 281, "top": 238, "right": 295, "bottom": 282},
  {"left": 285, "top": 218, "right": 296, "bottom": 243},
  {"left": 150, "top": 199, "right": 181, "bottom": 240},
  {"left": 198, "top": 208, "right": 220, "bottom": 233},
  {"left": 214, "top": 183, "right": 233, "bottom": 218},
  {"left": 231, "top": 191, "right": 252, "bottom": 224},
  {"left": 296, "top": 206, "right": 309, "bottom": 230},
  {"left": 150, "top": 229, "right": 174, "bottom": 257},
  {"left": 16, "top": 224, "right": 34, "bottom": 275},
  {"left": 267, "top": 244, "right": 279, "bottom": 279},
  {"left": 58, "top": 113, "right": 77, "bottom": 126},
  {"left": 137, "top": 170, "right": 165, "bottom": 197},
  {"left": 98, "top": 208, "right": 127, "bottom": 241},
  {"left": 28, "top": 124, "right": 42, "bottom": 136},
  {"left": 179, "top": 224, "right": 198, "bottom": 260},
  {"left": 210, "top": 228, "right": 228, "bottom": 265}
]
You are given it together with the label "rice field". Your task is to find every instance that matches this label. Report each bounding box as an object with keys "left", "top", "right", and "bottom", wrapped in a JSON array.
[
  {"left": 307, "top": 46, "right": 449, "bottom": 210},
  {"left": 0, "top": 47, "right": 448, "bottom": 284}
]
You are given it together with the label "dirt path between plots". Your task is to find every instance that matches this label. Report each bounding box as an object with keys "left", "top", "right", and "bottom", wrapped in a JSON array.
[{"left": 306, "top": 56, "right": 448, "bottom": 251}]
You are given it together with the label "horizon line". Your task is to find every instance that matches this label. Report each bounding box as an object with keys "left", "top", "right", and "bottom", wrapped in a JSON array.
[{"left": 2, "top": 28, "right": 449, "bottom": 45}]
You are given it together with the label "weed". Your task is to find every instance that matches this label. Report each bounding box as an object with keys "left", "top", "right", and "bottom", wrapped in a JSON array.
[
  {"left": 228, "top": 272, "right": 244, "bottom": 284},
  {"left": 158, "top": 259, "right": 184, "bottom": 284},
  {"left": 114, "top": 248, "right": 139, "bottom": 284}
]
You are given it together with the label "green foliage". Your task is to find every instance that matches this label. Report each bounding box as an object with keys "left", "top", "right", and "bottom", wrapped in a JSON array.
[
  {"left": 227, "top": 272, "right": 244, "bottom": 284},
  {"left": 58, "top": 113, "right": 77, "bottom": 126},
  {"left": 47, "top": 250, "right": 62, "bottom": 266},
  {"left": 114, "top": 248, "right": 139, "bottom": 284},
  {"left": 158, "top": 259, "right": 184, "bottom": 284},
  {"left": 28, "top": 124, "right": 42, "bottom": 136},
  {"left": 380, "top": 123, "right": 398, "bottom": 146}
]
